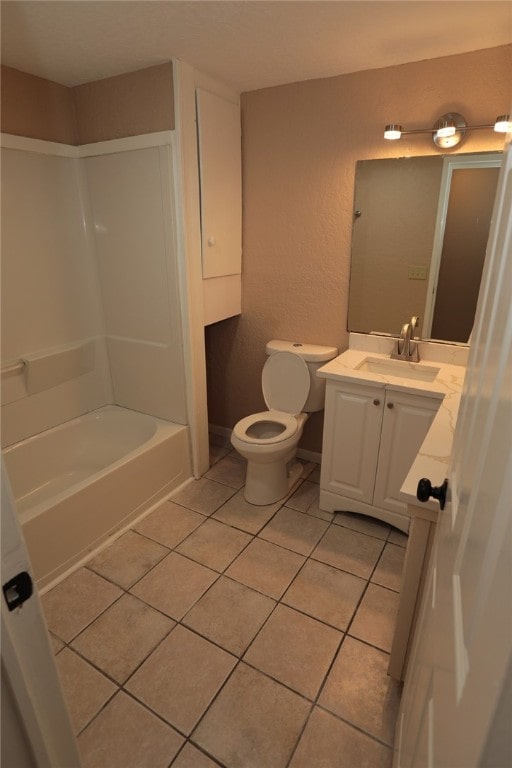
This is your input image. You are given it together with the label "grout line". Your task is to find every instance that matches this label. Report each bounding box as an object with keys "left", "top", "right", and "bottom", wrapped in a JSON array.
[{"left": 48, "top": 455, "right": 403, "bottom": 765}]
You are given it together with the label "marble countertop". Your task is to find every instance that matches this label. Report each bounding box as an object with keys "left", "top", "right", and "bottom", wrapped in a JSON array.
[{"left": 318, "top": 334, "right": 468, "bottom": 510}]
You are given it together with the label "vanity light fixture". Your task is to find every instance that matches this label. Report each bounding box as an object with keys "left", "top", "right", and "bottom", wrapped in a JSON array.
[{"left": 384, "top": 112, "right": 511, "bottom": 149}]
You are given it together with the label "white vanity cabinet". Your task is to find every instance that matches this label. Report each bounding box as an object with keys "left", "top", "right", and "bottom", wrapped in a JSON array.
[{"left": 319, "top": 380, "right": 440, "bottom": 532}]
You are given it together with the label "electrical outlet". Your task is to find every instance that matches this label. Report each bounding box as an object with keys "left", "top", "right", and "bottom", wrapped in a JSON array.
[{"left": 408, "top": 265, "right": 427, "bottom": 280}]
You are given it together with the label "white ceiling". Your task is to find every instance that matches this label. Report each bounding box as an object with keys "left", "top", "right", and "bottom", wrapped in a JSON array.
[{"left": 1, "top": 1, "right": 511, "bottom": 92}]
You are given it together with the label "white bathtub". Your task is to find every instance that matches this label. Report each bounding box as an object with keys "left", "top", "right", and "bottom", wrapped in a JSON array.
[{"left": 3, "top": 406, "right": 191, "bottom": 589}]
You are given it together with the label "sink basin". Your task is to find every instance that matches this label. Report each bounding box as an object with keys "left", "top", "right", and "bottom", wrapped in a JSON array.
[{"left": 355, "top": 357, "right": 440, "bottom": 382}]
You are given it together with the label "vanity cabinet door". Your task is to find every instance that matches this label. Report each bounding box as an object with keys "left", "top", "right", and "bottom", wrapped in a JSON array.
[
  {"left": 373, "top": 391, "right": 440, "bottom": 514},
  {"left": 320, "top": 381, "right": 383, "bottom": 504}
]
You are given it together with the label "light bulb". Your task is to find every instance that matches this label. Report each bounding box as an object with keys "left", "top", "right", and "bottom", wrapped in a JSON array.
[
  {"left": 384, "top": 124, "right": 402, "bottom": 140},
  {"left": 436, "top": 121, "right": 456, "bottom": 138},
  {"left": 494, "top": 115, "right": 511, "bottom": 133}
]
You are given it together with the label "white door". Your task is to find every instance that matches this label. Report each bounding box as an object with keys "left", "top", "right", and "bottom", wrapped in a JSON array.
[
  {"left": 395, "top": 139, "right": 512, "bottom": 767},
  {"left": 196, "top": 87, "right": 242, "bottom": 279},
  {"left": 1, "top": 462, "right": 80, "bottom": 767}
]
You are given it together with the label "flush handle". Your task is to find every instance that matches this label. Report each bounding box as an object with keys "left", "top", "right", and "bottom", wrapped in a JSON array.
[{"left": 416, "top": 478, "right": 448, "bottom": 510}]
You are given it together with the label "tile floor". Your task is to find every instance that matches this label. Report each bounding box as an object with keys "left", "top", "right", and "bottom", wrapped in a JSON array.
[{"left": 42, "top": 439, "right": 407, "bottom": 768}]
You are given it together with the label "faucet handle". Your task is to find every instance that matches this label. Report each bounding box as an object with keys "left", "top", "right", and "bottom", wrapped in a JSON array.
[{"left": 410, "top": 316, "right": 419, "bottom": 339}]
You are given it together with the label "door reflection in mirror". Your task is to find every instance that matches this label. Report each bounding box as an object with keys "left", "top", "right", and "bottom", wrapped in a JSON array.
[{"left": 348, "top": 152, "right": 501, "bottom": 343}]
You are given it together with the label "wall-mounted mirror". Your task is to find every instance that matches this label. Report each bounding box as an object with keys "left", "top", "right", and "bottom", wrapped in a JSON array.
[{"left": 348, "top": 151, "right": 501, "bottom": 344}]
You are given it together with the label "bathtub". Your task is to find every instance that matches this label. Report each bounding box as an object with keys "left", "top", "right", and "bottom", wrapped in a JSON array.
[{"left": 3, "top": 405, "right": 191, "bottom": 589}]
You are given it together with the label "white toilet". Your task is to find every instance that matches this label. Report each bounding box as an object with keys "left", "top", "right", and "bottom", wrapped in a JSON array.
[{"left": 231, "top": 339, "right": 338, "bottom": 505}]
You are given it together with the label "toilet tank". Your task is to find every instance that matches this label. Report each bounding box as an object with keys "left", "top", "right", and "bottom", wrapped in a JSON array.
[{"left": 266, "top": 340, "right": 338, "bottom": 412}]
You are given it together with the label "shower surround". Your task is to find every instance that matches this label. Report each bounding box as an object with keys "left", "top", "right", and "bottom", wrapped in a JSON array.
[{"left": 1, "top": 131, "right": 191, "bottom": 586}]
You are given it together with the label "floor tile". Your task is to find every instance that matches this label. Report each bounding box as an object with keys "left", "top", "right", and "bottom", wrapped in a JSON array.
[
  {"left": 289, "top": 706, "right": 392, "bottom": 768},
  {"left": 133, "top": 501, "right": 205, "bottom": 549},
  {"left": 349, "top": 584, "right": 399, "bottom": 653},
  {"left": 285, "top": 480, "right": 319, "bottom": 512},
  {"left": 312, "top": 525, "right": 385, "bottom": 579},
  {"left": 130, "top": 551, "right": 218, "bottom": 620},
  {"left": 126, "top": 625, "right": 237, "bottom": 736},
  {"left": 183, "top": 576, "right": 276, "bottom": 656},
  {"left": 87, "top": 530, "right": 168, "bottom": 589},
  {"left": 244, "top": 604, "right": 341, "bottom": 699},
  {"left": 209, "top": 442, "right": 231, "bottom": 466},
  {"left": 387, "top": 528, "right": 409, "bottom": 547},
  {"left": 283, "top": 559, "right": 366, "bottom": 631},
  {"left": 226, "top": 538, "right": 305, "bottom": 599},
  {"left": 208, "top": 432, "right": 233, "bottom": 451},
  {"left": 78, "top": 691, "right": 184, "bottom": 768},
  {"left": 176, "top": 518, "right": 252, "bottom": 572},
  {"left": 193, "top": 662, "right": 311, "bottom": 768},
  {"left": 50, "top": 633, "right": 65, "bottom": 654},
  {"left": 205, "top": 453, "right": 247, "bottom": 489},
  {"left": 332, "top": 510, "right": 391, "bottom": 540},
  {"left": 71, "top": 593, "right": 174, "bottom": 684},
  {"left": 318, "top": 637, "right": 401, "bottom": 746},
  {"left": 300, "top": 458, "right": 319, "bottom": 475},
  {"left": 306, "top": 464, "right": 321, "bottom": 484},
  {"left": 212, "top": 489, "right": 280, "bottom": 533},
  {"left": 372, "top": 542, "right": 406, "bottom": 592},
  {"left": 302, "top": 497, "right": 336, "bottom": 522},
  {"left": 171, "top": 478, "right": 236, "bottom": 516},
  {"left": 258, "top": 507, "right": 329, "bottom": 556},
  {"left": 55, "top": 648, "right": 117, "bottom": 735},
  {"left": 172, "top": 742, "right": 220, "bottom": 767},
  {"left": 41, "top": 568, "right": 122, "bottom": 643}
]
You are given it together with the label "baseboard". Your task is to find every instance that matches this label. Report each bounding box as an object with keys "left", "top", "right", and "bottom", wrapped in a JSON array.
[
  {"left": 208, "top": 423, "right": 232, "bottom": 439},
  {"left": 297, "top": 447, "right": 322, "bottom": 465},
  {"left": 209, "top": 423, "right": 322, "bottom": 465}
]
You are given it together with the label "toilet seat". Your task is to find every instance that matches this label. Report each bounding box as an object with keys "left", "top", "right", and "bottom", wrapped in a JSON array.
[
  {"left": 262, "top": 351, "right": 310, "bottom": 413},
  {"left": 233, "top": 410, "right": 299, "bottom": 445},
  {"left": 233, "top": 352, "right": 311, "bottom": 446}
]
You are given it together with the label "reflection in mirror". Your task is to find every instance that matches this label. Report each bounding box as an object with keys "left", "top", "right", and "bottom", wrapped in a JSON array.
[{"left": 348, "top": 152, "right": 501, "bottom": 343}]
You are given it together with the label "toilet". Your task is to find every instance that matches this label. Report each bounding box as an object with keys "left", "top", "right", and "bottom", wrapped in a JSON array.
[{"left": 231, "top": 340, "right": 338, "bottom": 505}]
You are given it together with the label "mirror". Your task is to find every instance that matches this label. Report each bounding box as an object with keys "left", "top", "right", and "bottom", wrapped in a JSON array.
[{"left": 348, "top": 151, "right": 501, "bottom": 343}]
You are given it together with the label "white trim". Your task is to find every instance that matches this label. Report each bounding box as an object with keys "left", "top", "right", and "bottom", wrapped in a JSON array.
[
  {"left": 297, "top": 447, "right": 322, "bottom": 465},
  {"left": 0, "top": 132, "right": 79, "bottom": 157},
  {"left": 172, "top": 59, "right": 210, "bottom": 479},
  {"left": 78, "top": 130, "right": 174, "bottom": 157},
  {"left": 0, "top": 130, "right": 174, "bottom": 159}
]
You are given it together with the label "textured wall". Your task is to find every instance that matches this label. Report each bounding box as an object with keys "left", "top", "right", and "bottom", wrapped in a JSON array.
[
  {"left": 0, "top": 62, "right": 174, "bottom": 145},
  {"left": 0, "top": 65, "right": 78, "bottom": 144},
  {"left": 74, "top": 63, "right": 174, "bottom": 144},
  {"left": 206, "top": 44, "right": 511, "bottom": 453}
]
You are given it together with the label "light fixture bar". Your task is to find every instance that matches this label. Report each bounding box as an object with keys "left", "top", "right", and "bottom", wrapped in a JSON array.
[{"left": 383, "top": 112, "right": 509, "bottom": 148}]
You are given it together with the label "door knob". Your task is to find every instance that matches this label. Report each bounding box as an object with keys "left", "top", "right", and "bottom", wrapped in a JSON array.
[{"left": 416, "top": 478, "right": 448, "bottom": 510}]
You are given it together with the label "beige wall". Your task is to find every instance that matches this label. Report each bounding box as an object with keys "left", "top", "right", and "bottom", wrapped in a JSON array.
[
  {"left": 206, "top": 44, "right": 511, "bottom": 453},
  {"left": 0, "top": 62, "right": 174, "bottom": 145},
  {"left": 1, "top": 65, "right": 78, "bottom": 144},
  {"left": 74, "top": 63, "right": 174, "bottom": 144}
]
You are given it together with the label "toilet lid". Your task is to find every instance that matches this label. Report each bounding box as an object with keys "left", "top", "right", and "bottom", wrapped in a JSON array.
[{"left": 262, "top": 351, "right": 310, "bottom": 414}]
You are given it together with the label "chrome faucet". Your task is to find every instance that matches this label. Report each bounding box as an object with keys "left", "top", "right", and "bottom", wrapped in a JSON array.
[{"left": 391, "top": 316, "right": 420, "bottom": 362}]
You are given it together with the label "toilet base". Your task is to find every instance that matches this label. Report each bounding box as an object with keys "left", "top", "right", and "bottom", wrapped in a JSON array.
[{"left": 244, "top": 457, "right": 304, "bottom": 506}]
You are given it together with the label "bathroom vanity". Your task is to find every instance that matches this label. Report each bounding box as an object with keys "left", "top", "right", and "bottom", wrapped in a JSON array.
[{"left": 317, "top": 334, "right": 467, "bottom": 533}]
